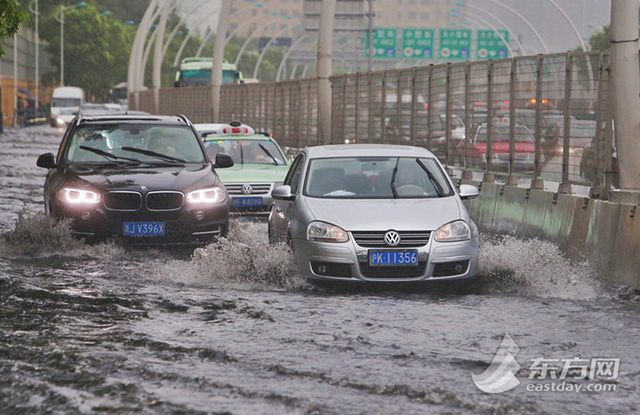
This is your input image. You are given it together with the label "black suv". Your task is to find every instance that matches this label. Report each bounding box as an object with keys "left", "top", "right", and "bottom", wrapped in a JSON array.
[{"left": 36, "top": 113, "right": 234, "bottom": 245}]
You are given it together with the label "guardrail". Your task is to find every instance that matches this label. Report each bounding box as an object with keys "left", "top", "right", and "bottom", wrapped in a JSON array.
[{"left": 133, "top": 50, "right": 615, "bottom": 198}]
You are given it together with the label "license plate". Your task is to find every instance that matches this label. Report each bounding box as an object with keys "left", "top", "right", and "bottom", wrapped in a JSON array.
[
  {"left": 369, "top": 250, "right": 418, "bottom": 266},
  {"left": 232, "top": 197, "right": 262, "bottom": 207},
  {"left": 123, "top": 222, "right": 165, "bottom": 236}
]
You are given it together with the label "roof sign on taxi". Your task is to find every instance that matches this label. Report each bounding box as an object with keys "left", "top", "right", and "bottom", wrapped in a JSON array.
[{"left": 217, "top": 121, "right": 255, "bottom": 135}]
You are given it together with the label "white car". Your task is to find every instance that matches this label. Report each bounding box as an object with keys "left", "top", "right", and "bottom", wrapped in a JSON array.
[{"left": 268, "top": 144, "right": 480, "bottom": 283}]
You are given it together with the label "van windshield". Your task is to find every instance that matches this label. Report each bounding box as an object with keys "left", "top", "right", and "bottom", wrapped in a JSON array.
[{"left": 52, "top": 98, "right": 82, "bottom": 108}]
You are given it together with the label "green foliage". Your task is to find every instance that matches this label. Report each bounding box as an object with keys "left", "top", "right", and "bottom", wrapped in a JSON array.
[
  {"left": 40, "top": 4, "right": 135, "bottom": 100},
  {"left": 589, "top": 25, "right": 610, "bottom": 51},
  {"left": 32, "top": 0, "right": 148, "bottom": 26},
  {"left": 0, "top": 0, "right": 30, "bottom": 57}
]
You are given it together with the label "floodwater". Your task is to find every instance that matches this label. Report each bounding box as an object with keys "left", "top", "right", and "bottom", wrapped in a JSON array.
[{"left": 0, "top": 125, "right": 638, "bottom": 414}]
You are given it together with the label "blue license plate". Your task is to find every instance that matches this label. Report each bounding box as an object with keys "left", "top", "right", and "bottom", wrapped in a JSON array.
[
  {"left": 232, "top": 197, "right": 262, "bottom": 207},
  {"left": 369, "top": 250, "right": 418, "bottom": 266},
  {"left": 123, "top": 222, "right": 165, "bottom": 236}
]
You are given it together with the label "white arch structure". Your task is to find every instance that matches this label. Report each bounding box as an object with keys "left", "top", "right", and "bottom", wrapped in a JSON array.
[
  {"left": 460, "top": 4, "right": 526, "bottom": 55},
  {"left": 252, "top": 24, "right": 296, "bottom": 79}
]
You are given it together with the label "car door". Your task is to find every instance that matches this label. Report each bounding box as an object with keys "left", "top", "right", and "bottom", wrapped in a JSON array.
[{"left": 270, "top": 153, "right": 305, "bottom": 244}]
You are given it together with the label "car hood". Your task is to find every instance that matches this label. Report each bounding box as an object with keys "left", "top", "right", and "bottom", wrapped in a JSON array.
[
  {"left": 67, "top": 163, "right": 221, "bottom": 192},
  {"left": 302, "top": 196, "right": 463, "bottom": 231},
  {"left": 216, "top": 164, "right": 289, "bottom": 184}
]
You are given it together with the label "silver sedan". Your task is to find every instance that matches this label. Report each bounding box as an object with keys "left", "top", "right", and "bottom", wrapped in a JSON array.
[{"left": 268, "top": 144, "right": 480, "bottom": 283}]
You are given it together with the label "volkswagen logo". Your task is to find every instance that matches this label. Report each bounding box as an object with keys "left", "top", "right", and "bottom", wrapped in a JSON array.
[
  {"left": 384, "top": 231, "right": 401, "bottom": 247},
  {"left": 242, "top": 184, "right": 253, "bottom": 195}
]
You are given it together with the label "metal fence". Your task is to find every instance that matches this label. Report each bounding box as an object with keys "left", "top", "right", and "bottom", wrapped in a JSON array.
[{"left": 134, "top": 50, "right": 615, "bottom": 198}]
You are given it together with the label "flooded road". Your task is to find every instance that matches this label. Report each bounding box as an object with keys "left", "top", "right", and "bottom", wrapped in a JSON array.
[{"left": 1, "top": 125, "right": 638, "bottom": 414}]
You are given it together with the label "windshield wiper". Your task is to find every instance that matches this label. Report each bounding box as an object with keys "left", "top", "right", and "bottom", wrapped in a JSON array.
[
  {"left": 79, "top": 146, "right": 140, "bottom": 164},
  {"left": 259, "top": 143, "right": 279, "bottom": 165},
  {"left": 121, "top": 146, "right": 186, "bottom": 164},
  {"left": 389, "top": 158, "right": 400, "bottom": 198},
  {"left": 416, "top": 158, "right": 444, "bottom": 197}
]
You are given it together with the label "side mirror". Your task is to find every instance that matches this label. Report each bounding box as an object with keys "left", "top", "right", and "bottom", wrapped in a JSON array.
[
  {"left": 213, "top": 152, "right": 234, "bottom": 168},
  {"left": 37, "top": 153, "right": 56, "bottom": 169},
  {"left": 459, "top": 184, "right": 479, "bottom": 200},
  {"left": 272, "top": 185, "right": 295, "bottom": 201}
]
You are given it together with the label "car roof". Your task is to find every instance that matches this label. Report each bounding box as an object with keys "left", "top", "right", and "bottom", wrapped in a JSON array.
[
  {"left": 205, "top": 133, "right": 274, "bottom": 141},
  {"left": 304, "top": 144, "right": 437, "bottom": 159},
  {"left": 193, "top": 123, "right": 227, "bottom": 133},
  {"left": 77, "top": 113, "right": 189, "bottom": 126}
]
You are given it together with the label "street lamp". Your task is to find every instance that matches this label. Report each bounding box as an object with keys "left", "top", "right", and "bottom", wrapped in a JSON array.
[
  {"left": 28, "top": 0, "right": 39, "bottom": 112},
  {"left": 55, "top": 2, "right": 86, "bottom": 86}
]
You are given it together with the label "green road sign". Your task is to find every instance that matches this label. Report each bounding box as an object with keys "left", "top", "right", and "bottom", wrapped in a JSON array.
[
  {"left": 439, "top": 29, "right": 471, "bottom": 60},
  {"left": 477, "top": 30, "right": 509, "bottom": 60},
  {"left": 402, "top": 29, "right": 434, "bottom": 59},
  {"left": 365, "top": 28, "right": 397, "bottom": 59}
]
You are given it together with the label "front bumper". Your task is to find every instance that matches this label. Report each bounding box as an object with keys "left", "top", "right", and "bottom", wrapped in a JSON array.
[
  {"left": 52, "top": 201, "right": 229, "bottom": 245},
  {"left": 291, "top": 233, "right": 479, "bottom": 282}
]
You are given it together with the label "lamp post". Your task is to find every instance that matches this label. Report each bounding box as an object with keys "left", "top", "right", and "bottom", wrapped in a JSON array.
[
  {"left": 28, "top": 0, "right": 39, "bottom": 112},
  {"left": 55, "top": 2, "right": 86, "bottom": 86}
]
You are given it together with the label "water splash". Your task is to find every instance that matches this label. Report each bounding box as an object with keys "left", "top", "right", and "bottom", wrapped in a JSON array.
[
  {"left": 479, "top": 234, "right": 599, "bottom": 300},
  {"left": 189, "top": 219, "right": 308, "bottom": 291},
  {"left": 0, "top": 210, "right": 124, "bottom": 259}
]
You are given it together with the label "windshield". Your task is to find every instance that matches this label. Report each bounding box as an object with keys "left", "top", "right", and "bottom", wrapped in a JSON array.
[
  {"left": 52, "top": 98, "right": 81, "bottom": 108},
  {"left": 66, "top": 124, "right": 206, "bottom": 164},
  {"left": 203, "top": 138, "right": 286, "bottom": 165},
  {"left": 304, "top": 156, "right": 454, "bottom": 199},
  {"left": 475, "top": 125, "right": 534, "bottom": 143}
]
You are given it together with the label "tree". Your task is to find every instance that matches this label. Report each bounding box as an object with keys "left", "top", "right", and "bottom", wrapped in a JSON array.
[
  {"left": 40, "top": 4, "right": 135, "bottom": 99},
  {"left": 0, "top": 0, "right": 30, "bottom": 57},
  {"left": 589, "top": 25, "right": 611, "bottom": 51}
]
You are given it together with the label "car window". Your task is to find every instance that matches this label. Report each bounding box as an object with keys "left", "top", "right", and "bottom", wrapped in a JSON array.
[
  {"left": 304, "top": 156, "right": 453, "bottom": 199},
  {"left": 285, "top": 153, "right": 305, "bottom": 193},
  {"left": 66, "top": 124, "right": 205, "bottom": 163},
  {"left": 475, "top": 126, "right": 534, "bottom": 143},
  {"left": 203, "top": 138, "right": 286, "bottom": 165}
]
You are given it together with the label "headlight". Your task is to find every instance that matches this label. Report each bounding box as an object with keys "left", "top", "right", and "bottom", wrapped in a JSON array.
[
  {"left": 186, "top": 187, "right": 226, "bottom": 204},
  {"left": 55, "top": 117, "right": 65, "bottom": 126},
  {"left": 58, "top": 188, "right": 101, "bottom": 204},
  {"left": 434, "top": 220, "right": 470, "bottom": 242},
  {"left": 307, "top": 221, "right": 349, "bottom": 243}
]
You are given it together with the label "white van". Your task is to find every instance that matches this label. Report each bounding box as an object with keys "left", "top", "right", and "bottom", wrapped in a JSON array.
[{"left": 50, "top": 86, "right": 84, "bottom": 126}]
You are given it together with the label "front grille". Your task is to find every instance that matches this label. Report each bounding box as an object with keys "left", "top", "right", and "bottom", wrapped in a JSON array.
[
  {"left": 432, "top": 260, "right": 469, "bottom": 277},
  {"left": 358, "top": 261, "right": 427, "bottom": 279},
  {"left": 104, "top": 191, "right": 142, "bottom": 211},
  {"left": 225, "top": 183, "right": 272, "bottom": 195},
  {"left": 351, "top": 230, "right": 431, "bottom": 248},
  {"left": 146, "top": 192, "right": 184, "bottom": 210}
]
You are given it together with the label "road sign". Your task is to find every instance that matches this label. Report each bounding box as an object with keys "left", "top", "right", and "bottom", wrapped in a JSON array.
[
  {"left": 365, "top": 28, "right": 397, "bottom": 59},
  {"left": 477, "top": 30, "right": 509, "bottom": 60},
  {"left": 439, "top": 29, "right": 471, "bottom": 61},
  {"left": 402, "top": 29, "right": 435, "bottom": 59}
]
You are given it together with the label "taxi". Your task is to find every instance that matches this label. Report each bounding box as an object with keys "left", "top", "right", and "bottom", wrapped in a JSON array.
[{"left": 197, "top": 121, "right": 290, "bottom": 215}]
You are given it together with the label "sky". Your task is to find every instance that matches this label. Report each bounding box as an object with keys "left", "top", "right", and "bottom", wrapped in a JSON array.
[{"left": 176, "top": 0, "right": 612, "bottom": 54}]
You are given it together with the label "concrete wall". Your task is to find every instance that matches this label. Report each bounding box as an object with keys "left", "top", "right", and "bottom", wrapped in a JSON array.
[{"left": 464, "top": 182, "right": 640, "bottom": 289}]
